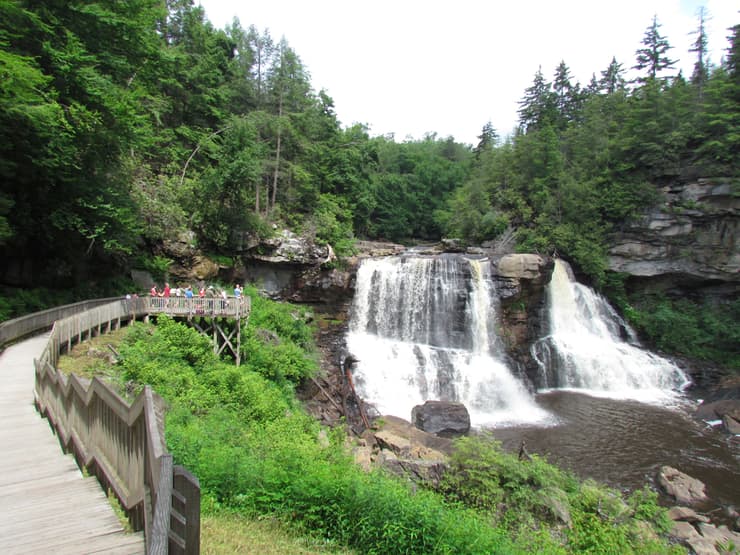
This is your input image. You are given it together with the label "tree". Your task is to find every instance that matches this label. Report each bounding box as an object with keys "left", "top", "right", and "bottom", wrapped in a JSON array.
[
  {"left": 553, "top": 60, "right": 577, "bottom": 127},
  {"left": 518, "top": 67, "right": 555, "bottom": 132},
  {"left": 474, "top": 121, "right": 498, "bottom": 159},
  {"left": 689, "top": 7, "right": 710, "bottom": 99},
  {"left": 633, "top": 15, "right": 677, "bottom": 84},
  {"left": 599, "top": 57, "right": 627, "bottom": 94}
]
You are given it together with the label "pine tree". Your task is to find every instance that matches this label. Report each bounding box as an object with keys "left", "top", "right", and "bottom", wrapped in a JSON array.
[
  {"left": 689, "top": 7, "right": 710, "bottom": 99},
  {"left": 517, "top": 67, "right": 555, "bottom": 132},
  {"left": 474, "top": 121, "right": 498, "bottom": 159},
  {"left": 633, "top": 15, "right": 677, "bottom": 84},
  {"left": 600, "top": 57, "right": 627, "bottom": 94}
]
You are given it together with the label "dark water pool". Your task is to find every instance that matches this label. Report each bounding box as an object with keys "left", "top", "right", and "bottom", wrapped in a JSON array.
[{"left": 488, "top": 391, "right": 740, "bottom": 508}]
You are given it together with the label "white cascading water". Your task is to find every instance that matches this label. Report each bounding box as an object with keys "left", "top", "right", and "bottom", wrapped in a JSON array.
[
  {"left": 533, "top": 259, "right": 690, "bottom": 402},
  {"left": 347, "top": 255, "right": 550, "bottom": 427}
]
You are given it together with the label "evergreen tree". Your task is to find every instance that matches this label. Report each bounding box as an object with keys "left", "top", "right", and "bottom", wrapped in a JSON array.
[
  {"left": 552, "top": 60, "right": 580, "bottom": 126},
  {"left": 633, "top": 15, "right": 677, "bottom": 84},
  {"left": 689, "top": 7, "right": 710, "bottom": 99},
  {"left": 517, "top": 67, "right": 555, "bottom": 132},
  {"left": 474, "top": 121, "right": 498, "bottom": 159},
  {"left": 600, "top": 57, "right": 627, "bottom": 94}
]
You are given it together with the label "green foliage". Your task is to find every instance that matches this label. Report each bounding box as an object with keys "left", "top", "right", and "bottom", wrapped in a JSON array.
[
  {"left": 307, "top": 194, "right": 356, "bottom": 257},
  {"left": 0, "top": 277, "right": 136, "bottom": 323},
  {"left": 625, "top": 295, "right": 740, "bottom": 368},
  {"left": 438, "top": 436, "right": 681, "bottom": 554},
  {"left": 168, "top": 405, "right": 517, "bottom": 554},
  {"left": 134, "top": 254, "right": 173, "bottom": 280}
]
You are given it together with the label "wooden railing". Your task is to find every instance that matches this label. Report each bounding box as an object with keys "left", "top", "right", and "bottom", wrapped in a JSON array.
[
  {"left": 0, "top": 297, "right": 200, "bottom": 554},
  {"left": 0, "top": 297, "right": 121, "bottom": 347},
  {"left": 146, "top": 295, "right": 250, "bottom": 319}
]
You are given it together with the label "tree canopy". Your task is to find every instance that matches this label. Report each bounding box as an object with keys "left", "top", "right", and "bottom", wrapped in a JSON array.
[{"left": 1, "top": 4, "right": 738, "bottom": 294}]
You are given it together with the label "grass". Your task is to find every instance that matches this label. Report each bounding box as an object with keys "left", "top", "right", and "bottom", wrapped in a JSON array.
[
  {"left": 107, "top": 489, "right": 133, "bottom": 533},
  {"left": 201, "top": 512, "right": 357, "bottom": 555},
  {"left": 56, "top": 327, "right": 130, "bottom": 378}
]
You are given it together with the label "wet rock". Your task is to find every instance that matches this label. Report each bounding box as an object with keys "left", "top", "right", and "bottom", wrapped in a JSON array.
[
  {"left": 411, "top": 400, "right": 471, "bottom": 437},
  {"left": 354, "top": 240, "right": 406, "bottom": 257},
  {"left": 657, "top": 466, "right": 709, "bottom": 506},
  {"left": 440, "top": 238, "right": 466, "bottom": 252},
  {"left": 668, "top": 506, "right": 711, "bottom": 523},
  {"left": 724, "top": 414, "right": 740, "bottom": 435},
  {"left": 696, "top": 388, "right": 740, "bottom": 435}
]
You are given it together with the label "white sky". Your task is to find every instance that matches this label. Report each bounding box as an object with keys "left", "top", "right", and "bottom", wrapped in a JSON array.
[{"left": 198, "top": 0, "right": 737, "bottom": 145}]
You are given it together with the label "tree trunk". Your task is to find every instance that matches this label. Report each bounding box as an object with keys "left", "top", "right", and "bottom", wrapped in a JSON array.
[{"left": 271, "top": 91, "right": 283, "bottom": 213}]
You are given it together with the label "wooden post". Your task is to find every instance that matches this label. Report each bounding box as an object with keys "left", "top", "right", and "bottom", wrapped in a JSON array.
[{"left": 149, "top": 454, "right": 173, "bottom": 555}]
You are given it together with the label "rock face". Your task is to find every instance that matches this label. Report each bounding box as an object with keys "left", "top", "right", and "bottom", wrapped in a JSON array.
[
  {"left": 658, "top": 466, "right": 709, "bottom": 506},
  {"left": 493, "top": 254, "right": 554, "bottom": 385},
  {"left": 607, "top": 178, "right": 739, "bottom": 288},
  {"left": 411, "top": 401, "right": 471, "bottom": 437}
]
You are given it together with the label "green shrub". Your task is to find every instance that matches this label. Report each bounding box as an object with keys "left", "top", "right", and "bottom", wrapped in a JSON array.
[{"left": 628, "top": 296, "right": 740, "bottom": 369}]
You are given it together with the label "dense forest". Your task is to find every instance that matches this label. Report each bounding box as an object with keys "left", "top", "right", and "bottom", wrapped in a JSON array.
[{"left": 1, "top": 1, "right": 738, "bottom": 363}]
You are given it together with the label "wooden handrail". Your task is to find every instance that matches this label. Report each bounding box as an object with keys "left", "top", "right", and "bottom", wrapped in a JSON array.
[{"left": 18, "top": 297, "right": 201, "bottom": 555}]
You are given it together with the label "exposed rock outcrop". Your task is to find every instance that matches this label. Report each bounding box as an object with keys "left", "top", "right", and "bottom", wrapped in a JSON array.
[
  {"left": 493, "top": 254, "right": 554, "bottom": 385},
  {"left": 608, "top": 178, "right": 738, "bottom": 290},
  {"left": 352, "top": 415, "right": 452, "bottom": 486}
]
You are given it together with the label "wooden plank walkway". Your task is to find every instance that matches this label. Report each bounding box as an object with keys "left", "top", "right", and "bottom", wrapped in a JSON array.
[{"left": 0, "top": 335, "right": 145, "bottom": 554}]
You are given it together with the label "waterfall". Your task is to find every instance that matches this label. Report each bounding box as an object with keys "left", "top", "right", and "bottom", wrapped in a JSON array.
[
  {"left": 347, "top": 255, "right": 550, "bottom": 427},
  {"left": 533, "top": 259, "right": 690, "bottom": 401}
]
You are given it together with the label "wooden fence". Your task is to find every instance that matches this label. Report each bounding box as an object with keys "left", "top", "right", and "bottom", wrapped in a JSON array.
[
  {"left": 146, "top": 294, "right": 250, "bottom": 319},
  {"left": 2, "top": 297, "right": 200, "bottom": 554}
]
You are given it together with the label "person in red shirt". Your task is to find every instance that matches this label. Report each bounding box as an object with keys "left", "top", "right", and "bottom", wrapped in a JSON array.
[
  {"left": 160, "top": 282, "right": 171, "bottom": 297},
  {"left": 150, "top": 284, "right": 158, "bottom": 296}
]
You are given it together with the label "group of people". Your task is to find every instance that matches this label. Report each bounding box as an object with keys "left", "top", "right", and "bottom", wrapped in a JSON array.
[{"left": 149, "top": 282, "right": 244, "bottom": 300}]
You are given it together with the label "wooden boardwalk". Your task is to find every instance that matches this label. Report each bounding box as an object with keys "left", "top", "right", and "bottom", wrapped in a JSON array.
[{"left": 0, "top": 335, "right": 145, "bottom": 554}]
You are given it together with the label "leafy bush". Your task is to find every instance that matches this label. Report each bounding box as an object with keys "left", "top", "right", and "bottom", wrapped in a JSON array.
[
  {"left": 627, "top": 295, "right": 740, "bottom": 369},
  {"left": 437, "top": 435, "right": 681, "bottom": 555},
  {"left": 242, "top": 287, "right": 319, "bottom": 385}
]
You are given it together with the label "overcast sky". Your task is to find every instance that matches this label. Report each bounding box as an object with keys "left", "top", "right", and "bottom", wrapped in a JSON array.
[{"left": 197, "top": 0, "right": 737, "bottom": 145}]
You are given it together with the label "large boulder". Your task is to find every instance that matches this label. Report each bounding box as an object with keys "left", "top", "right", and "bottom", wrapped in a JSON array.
[
  {"left": 411, "top": 400, "right": 470, "bottom": 437},
  {"left": 657, "top": 466, "right": 709, "bottom": 506}
]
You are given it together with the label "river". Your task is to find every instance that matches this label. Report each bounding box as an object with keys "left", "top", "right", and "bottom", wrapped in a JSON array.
[{"left": 492, "top": 390, "right": 740, "bottom": 509}]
